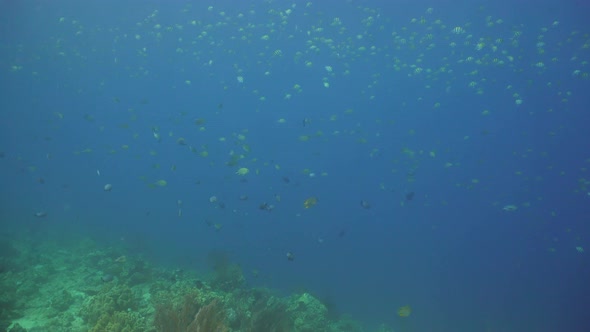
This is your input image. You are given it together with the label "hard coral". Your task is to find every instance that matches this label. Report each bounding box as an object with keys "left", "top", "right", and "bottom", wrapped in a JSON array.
[
  {"left": 90, "top": 311, "right": 145, "bottom": 332},
  {"left": 80, "top": 283, "right": 137, "bottom": 325},
  {"left": 287, "top": 293, "right": 329, "bottom": 332}
]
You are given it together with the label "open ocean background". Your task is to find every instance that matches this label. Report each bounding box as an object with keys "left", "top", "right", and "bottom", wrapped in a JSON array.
[{"left": 1, "top": 0, "right": 590, "bottom": 331}]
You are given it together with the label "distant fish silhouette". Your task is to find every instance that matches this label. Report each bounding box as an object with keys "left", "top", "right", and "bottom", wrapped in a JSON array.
[{"left": 286, "top": 252, "right": 295, "bottom": 261}]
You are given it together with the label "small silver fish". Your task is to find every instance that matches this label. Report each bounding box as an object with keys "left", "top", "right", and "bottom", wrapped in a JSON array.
[
  {"left": 34, "top": 211, "right": 47, "bottom": 218},
  {"left": 360, "top": 200, "right": 371, "bottom": 209}
]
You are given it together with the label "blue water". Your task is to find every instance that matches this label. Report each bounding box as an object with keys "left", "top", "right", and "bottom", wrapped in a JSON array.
[{"left": 2, "top": 0, "right": 590, "bottom": 331}]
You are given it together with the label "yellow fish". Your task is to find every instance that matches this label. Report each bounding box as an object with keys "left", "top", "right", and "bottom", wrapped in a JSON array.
[
  {"left": 154, "top": 179, "right": 167, "bottom": 187},
  {"left": 397, "top": 305, "right": 411, "bottom": 318},
  {"left": 303, "top": 197, "right": 318, "bottom": 209},
  {"left": 236, "top": 167, "right": 249, "bottom": 176}
]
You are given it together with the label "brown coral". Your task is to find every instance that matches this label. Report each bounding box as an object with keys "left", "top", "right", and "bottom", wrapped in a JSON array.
[
  {"left": 187, "top": 299, "right": 228, "bottom": 332},
  {"left": 154, "top": 292, "right": 228, "bottom": 332},
  {"left": 154, "top": 293, "right": 199, "bottom": 332}
]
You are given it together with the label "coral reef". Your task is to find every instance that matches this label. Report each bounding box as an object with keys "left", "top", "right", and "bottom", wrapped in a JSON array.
[
  {"left": 247, "top": 295, "right": 293, "bottom": 332},
  {"left": 1, "top": 235, "right": 368, "bottom": 331},
  {"left": 211, "top": 263, "right": 245, "bottom": 292},
  {"left": 153, "top": 290, "right": 200, "bottom": 332},
  {"left": 0, "top": 278, "right": 18, "bottom": 331},
  {"left": 187, "top": 299, "right": 228, "bottom": 332},
  {"left": 207, "top": 250, "right": 245, "bottom": 291},
  {"left": 80, "top": 283, "right": 137, "bottom": 325},
  {"left": 153, "top": 289, "right": 228, "bottom": 332},
  {"left": 90, "top": 311, "right": 146, "bottom": 332},
  {"left": 287, "top": 292, "right": 329, "bottom": 332},
  {"left": 50, "top": 289, "right": 74, "bottom": 311}
]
